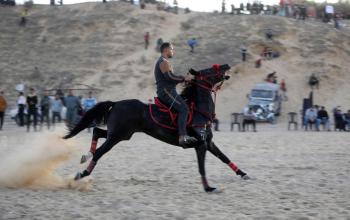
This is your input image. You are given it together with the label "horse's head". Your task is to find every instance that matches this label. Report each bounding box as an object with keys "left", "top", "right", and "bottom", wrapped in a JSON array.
[{"left": 189, "top": 64, "right": 231, "bottom": 91}]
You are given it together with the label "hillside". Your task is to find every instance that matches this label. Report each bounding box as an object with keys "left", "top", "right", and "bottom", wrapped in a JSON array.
[{"left": 1, "top": 3, "right": 350, "bottom": 123}]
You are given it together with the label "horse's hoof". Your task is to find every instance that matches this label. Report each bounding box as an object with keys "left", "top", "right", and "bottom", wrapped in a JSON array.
[
  {"left": 80, "top": 155, "right": 87, "bottom": 164},
  {"left": 205, "top": 187, "right": 223, "bottom": 194},
  {"left": 241, "top": 174, "right": 250, "bottom": 180},
  {"left": 80, "top": 152, "right": 93, "bottom": 164},
  {"left": 74, "top": 172, "right": 82, "bottom": 181}
]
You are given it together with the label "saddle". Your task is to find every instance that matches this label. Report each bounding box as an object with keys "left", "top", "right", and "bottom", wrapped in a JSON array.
[{"left": 149, "top": 97, "right": 194, "bottom": 130}]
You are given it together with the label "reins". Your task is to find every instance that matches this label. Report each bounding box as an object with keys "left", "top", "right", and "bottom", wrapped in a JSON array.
[{"left": 189, "top": 65, "right": 227, "bottom": 120}]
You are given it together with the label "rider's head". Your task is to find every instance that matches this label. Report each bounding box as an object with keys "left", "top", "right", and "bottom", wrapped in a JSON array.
[{"left": 160, "top": 42, "right": 174, "bottom": 58}]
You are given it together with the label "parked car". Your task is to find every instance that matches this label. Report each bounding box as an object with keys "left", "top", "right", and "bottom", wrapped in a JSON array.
[{"left": 246, "top": 83, "right": 282, "bottom": 122}]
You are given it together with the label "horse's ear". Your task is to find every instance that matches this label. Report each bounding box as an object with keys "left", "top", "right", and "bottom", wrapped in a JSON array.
[{"left": 189, "top": 68, "right": 199, "bottom": 76}]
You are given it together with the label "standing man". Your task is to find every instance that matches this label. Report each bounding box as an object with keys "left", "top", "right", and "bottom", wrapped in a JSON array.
[
  {"left": 83, "top": 91, "right": 97, "bottom": 132},
  {"left": 17, "top": 92, "right": 26, "bottom": 126},
  {"left": 144, "top": 32, "right": 150, "bottom": 50},
  {"left": 83, "top": 91, "right": 97, "bottom": 112},
  {"left": 0, "top": 91, "right": 7, "bottom": 130},
  {"left": 316, "top": 106, "right": 330, "bottom": 131},
  {"left": 64, "top": 90, "right": 81, "bottom": 129},
  {"left": 187, "top": 38, "right": 198, "bottom": 53},
  {"left": 19, "top": 8, "right": 28, "bottom": 26},
  {"left": 154, "top": 42, "right": 197, "bottom": 147},
  {"left": 40, "top": 91, "right": 51, "bottom": 130},
  {"left": 156, "top": 38, "right": 163, "bottom": 52},
  {"left": 304, "top": 106, "right": 317, "bottom": 130},
  {"left": 26, "top": 88, "right": 38, "bottom": 132},
  {"left": 240, "top": 43, "right": 247, "bottom": 62},
  {"left": 51, "top": 94, "right": 63, "bottom": 127}
]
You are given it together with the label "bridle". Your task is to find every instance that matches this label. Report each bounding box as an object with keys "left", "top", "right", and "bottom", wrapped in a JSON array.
[
  {"left": 190, "top": 64, "right": 228, "bottom": 99},
  {"left": 189, "top": 64, "right": 230, "bottom": 120}
]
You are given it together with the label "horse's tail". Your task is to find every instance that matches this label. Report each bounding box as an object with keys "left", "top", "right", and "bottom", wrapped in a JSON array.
[{"left": 63, "top": 101, "right": 114, "bottom": 139}]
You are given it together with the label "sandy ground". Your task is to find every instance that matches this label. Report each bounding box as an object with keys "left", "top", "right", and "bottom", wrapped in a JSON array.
[{"left": 0, "top": 122, "right": 349, "bottom": 220}]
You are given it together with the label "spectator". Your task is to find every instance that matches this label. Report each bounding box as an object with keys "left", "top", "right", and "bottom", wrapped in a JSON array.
[
  {"left": 140, "top": 0, "right": 145, "bottom": 9},
  {"left": 266, "top": 72, "right": 277, "bottom": 84},
  {"left": 83, "top": 91, "right": 97, "bottom": 112},
  {"left": 280, "top": 79, "right": 287, "bottom": 99},
  {"left": 240, "top": 44, "right": 247, "bottom": 62},
  {"left": 19, "top": 8, "right": 28, "bottom": 26},
  {"left": 17, "top": 92, "right": 26, "bottom": 126},
  {"left": 156, "top": 38, "right": 163, "bottom": 52},
  {"left": 344, "top": 110, "right": 350, "bottom": 131},
  {"left": 267, "top": 47, "right": 273, "bottom": 58},
  {"left": 334, "top": 14, "right": 340, "bottom": 29},
  {"left": 242, "top": 107, "right": 257, "bottom": 132},
  {"left": 64, "top": 90, "right": 81, "bottom": 129},
  {"left": 265, "top": 29, "right": 273, "bottom": 40},
  {"left": 0, "top": 91, "right": 7, "bottom": 130},
  {"left": 299, "top": 6, "right": 307, "bottom": 20},
  {"left": 222, "top": 0, "right": 226, "bottom": 13},
  {"left": 51, "top": 94, "right": 63, "bottom": 127},
  {"left": 187, "top": 38, "right": 198, "bottom": 53},
  {"left": 26, "top": 87, "right": 38, "bottom": 132},
  {"left": 316, "top": 106, "right": 330, "bottom": 131},
  {"left": 255, "top": 59, "right": 261, "bottom": 68},
  {"left": 144, "top": 32, "right": 150, "bottom": 50},
  {"left": 40, "top": 91, "right": 51, "bottom": 130},
  {"left": 304, "top": 106, "right": 317, "bottom": 130},
  {"left": 334, "top": 108, "right": 346, "bottom": 131},
  {"left": 309, "top": 73, "right": 319, "bottom": 89}
]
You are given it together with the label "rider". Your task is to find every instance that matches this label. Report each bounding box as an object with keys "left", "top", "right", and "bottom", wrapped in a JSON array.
[{"left": 154, "top": 42, "right": 197, "bottom": 146}]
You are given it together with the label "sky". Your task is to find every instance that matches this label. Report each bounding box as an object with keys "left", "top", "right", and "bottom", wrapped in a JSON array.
[{"left": 16, "top": 0, "right": 337, "bottom": 11}]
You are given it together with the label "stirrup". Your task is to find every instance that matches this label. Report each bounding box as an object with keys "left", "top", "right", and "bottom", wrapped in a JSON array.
[{"left": 179, "top": 135, "right": 197, "bottom": 147}]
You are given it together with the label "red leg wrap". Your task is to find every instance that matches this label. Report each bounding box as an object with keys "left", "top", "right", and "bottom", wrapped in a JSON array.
[
  {"left": 90, "top": 140, "right": 97, "bottom": 154},
  {"left": 86, "top": 160, "right": 96, "bottom": 173},
  {"left": 229, "top": 162, "right": 238, "bottom": 172}
]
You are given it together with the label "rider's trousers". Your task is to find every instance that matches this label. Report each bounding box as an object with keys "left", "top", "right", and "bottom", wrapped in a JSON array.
[{"left": 158, "top": 88, "right": 189, "bottom": 136}]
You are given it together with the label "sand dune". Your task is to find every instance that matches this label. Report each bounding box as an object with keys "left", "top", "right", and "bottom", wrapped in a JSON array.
[{"left": 1, "top": 3, "right": 350, "bottom": 122}]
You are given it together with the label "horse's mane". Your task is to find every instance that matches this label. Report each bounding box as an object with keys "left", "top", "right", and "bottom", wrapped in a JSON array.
[{"left": 180, "top": 80, "right": 196, "bottom": 102}]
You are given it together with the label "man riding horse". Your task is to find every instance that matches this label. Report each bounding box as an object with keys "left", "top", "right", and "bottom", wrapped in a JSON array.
[
  {"left": 155, "top": 42, "right": 197, "bottom": 147},
  {"left": 64, "top": 43, "right": 249, "bottom": 193}
]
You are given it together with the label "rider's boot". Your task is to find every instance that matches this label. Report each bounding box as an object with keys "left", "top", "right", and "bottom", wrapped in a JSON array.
[{"left": 179, "top": 135, "right": 197, "bottom": 148}]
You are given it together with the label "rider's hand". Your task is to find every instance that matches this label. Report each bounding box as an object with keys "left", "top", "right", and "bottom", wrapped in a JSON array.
[{"left": 184, "top": 75, "right": 194, "bottom": 82}]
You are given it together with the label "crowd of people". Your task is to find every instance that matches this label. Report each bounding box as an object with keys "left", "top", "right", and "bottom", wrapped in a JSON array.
[
  {"left": 303, "top": 105, "right": 350, "bottom": 131},
  {"left": 0, "top": 88, "right": 97, "bottom": 132}
]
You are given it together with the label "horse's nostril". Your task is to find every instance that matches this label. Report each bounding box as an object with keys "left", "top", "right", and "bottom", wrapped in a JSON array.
[{"left": 224, "top": 76, "right": 230, "bottom": 80}]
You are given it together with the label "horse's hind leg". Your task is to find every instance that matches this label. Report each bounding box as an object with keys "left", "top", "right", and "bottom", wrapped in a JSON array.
[
  {"left": 75, "top": 137, "right": 120, "bottom": 180},
  {"left": 208, "top": 142, "right": 249, "bottom": 180},
  {"left": 80, "top": 127, "right": 107, "bottom": 164}
]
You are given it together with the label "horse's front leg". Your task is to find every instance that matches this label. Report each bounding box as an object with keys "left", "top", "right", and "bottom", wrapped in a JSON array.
[
  {"left": 208, "top": 141, "right": 249, "bottom": 180},
  {"left": 195, "top": 143, "right": 219, "bottom": 193}
]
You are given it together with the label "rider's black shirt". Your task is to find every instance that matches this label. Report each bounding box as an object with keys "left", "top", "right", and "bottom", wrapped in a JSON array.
[{"left": 154, "top": 56, "right": 184, "bottom": 97}]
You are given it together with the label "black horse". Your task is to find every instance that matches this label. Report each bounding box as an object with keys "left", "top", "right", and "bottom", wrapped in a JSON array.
[{"left": 64, "top": 64, "right": 249, "bottom": 193}]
